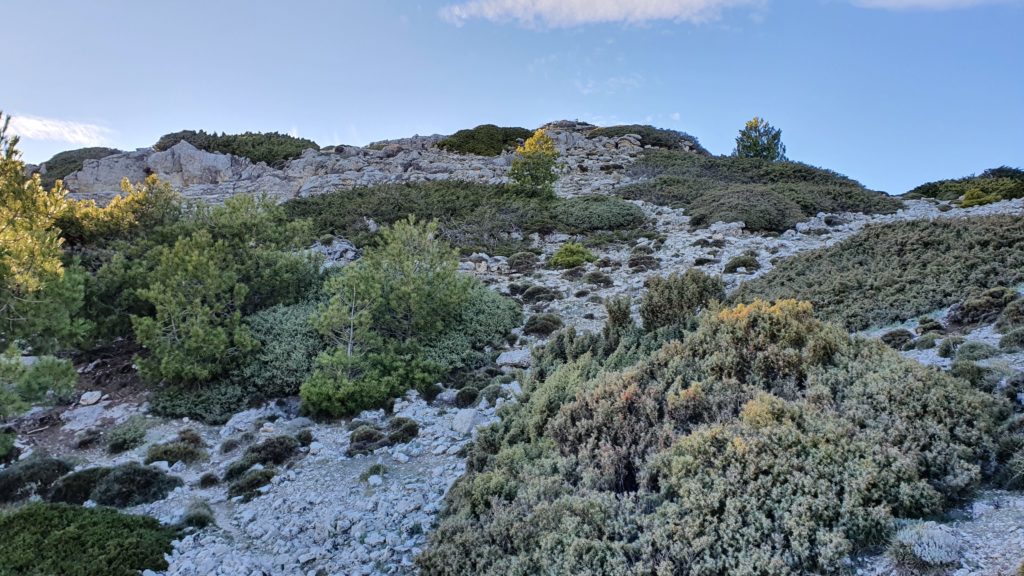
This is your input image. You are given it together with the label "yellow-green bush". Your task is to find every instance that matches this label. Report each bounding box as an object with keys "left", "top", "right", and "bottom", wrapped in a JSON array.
[
  {"left": 418, "top": 300, "right": 1005, "bottom": 575},
  {"left": 548, "top": 242, "right": 596, "bottom": 269}
]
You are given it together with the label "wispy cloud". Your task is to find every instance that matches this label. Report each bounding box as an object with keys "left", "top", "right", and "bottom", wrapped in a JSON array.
[
  {"left": 853, "top": 0, "right": 1010, "bottom": 8},
  {"left": 8, "top": 114, "right": 112, "bottom": 147},
  {"left": 575, "top": 74, "right": 645, "bottom": 96},
  {"left": 440, "top": 0, "right": 762, "bottom": 27}
]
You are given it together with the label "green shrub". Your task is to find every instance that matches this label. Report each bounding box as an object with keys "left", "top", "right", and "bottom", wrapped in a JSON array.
[
  {"left": 106, "top": 416, "right": 148, "bottom": 454},
  {"left": 295, "top": 429, "right": 314, "bottom": 447},
  {"left": 955, "top": 341, "right": 1000, "bottom": 362},
  {"left": 949, "top": 287, "right": 1018, "bottom": 326},
  {"left": 524, "top": 314, "right": 563, "bottom": 337},
  {"left": 421, "top": 282, "right": 521, "bottom": 374},
  {"left": 620, "top": 150, "right": 900, "bottom": 233},
  {"left": 233, "top": 302, "right": 323, "bottom": 401},
  {"left": 640, "top": 270, "right": 724, "bottom": 332},
  {"left": 224, "top": 435, "right": 300, "bottom": 481},
  {"left": 198, "top": 472, "right": 220, "bottom": 488},
  {"left": 938, "top": 336, "right": 965, "bottom": 359},
  {"left": 905, "top": 166, "right": 1024, "bottom": 201},
  {"left": 360, "top": 463, "right": 388, "bottom": 482},
  {"left": 1001, "top": 328, "right": 1024, "bottom": 352},
  {"left": 881, "top": 329, "right": 915, "bottom": 350},
  {"left": 455, "top": 387, "right": 479, "bottom": 408},
  {"left": 145, "top": 439, "right": 207, "bottom": 465},
  {"left": 723, "top": 253, "right": 760, "bottom": 274},
  {"left": 549, "top": 243, "right": 596, "bottom": 269},
  {"left": 583, "top": 271, "right": 613, "bottom": 287},
  {"left": 90, "top": 462, "right": 182, "bottom": 508},
  {"left": 915, "top": 332, "right": 941, "bottom": 350},
  {"left": 132, "top": 195, "right": 317, "bottom": 386},
  {"left": 437, "top": 124, "right": 532, "bottom": 156},
  {"left": 149, "top": 379, "right": 249, "bottom": 424},
  {"left": 0, "top": 348, "right": 77, "bottom": 419},
  {"left": 154, "top": 129, "right": 318, "bottom": 168},
  {"left": 38, "top": 147, "right": 122, "bottom": 189},
  {"left": 0, "top": 456, "right": 72, "bottom": 503},
  {"left": 998, "top": 299, "right": 1024, "bottom": 333},
  {"left": 228, "top": 468, "right": 276, "bottom": 500},
  {"left": 347, "top": 418, "right": 420, "bottom": 456},
  {"left": 550, "top": 196, "right": 645, "bottom": 232},
  {"left": 0, "top": 502, "right": 177, "bottom": 576},
  {"left": 181, "top": 499, "right": 215, "bottom": 529},
  {"left": 737, "top": 216, "right": 1024, "bottom": 330},
  {"left": 0, "top": 431, "right": 14, "bottom": 463},
  {"left": 419, "top": 300, "right": 1003, "bottom": 575},
  {"left": 506, "top": 252, "right": 537, "bottom": 274},
  {"left": 48, "top": 467, "right": 113, "bottom": 505},
  {"left": 587, "top": 124, "right": 706, "bottom": 152}
]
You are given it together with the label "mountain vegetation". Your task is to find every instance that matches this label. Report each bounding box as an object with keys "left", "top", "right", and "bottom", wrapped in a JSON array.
[
  {"left": 153, "top": 129, "right": 319, "bottom": 168},
  {"left": 619, "top": 149, "right": 902, "bottom": 232}
]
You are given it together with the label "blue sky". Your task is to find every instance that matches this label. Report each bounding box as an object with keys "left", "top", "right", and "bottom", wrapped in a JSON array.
[{"left": 6, "top": 0, "right": 1022, "bottom": 193}]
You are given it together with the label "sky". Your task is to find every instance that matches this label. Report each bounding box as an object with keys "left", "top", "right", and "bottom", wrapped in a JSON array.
[{"left": 5, "top": 0, "right": 1023, "bottom": 194}]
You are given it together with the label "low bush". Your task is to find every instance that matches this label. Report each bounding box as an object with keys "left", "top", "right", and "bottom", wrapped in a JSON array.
[
  {"left": 421, "top": 282, "right": 521, "bottom": 374},
  {"left": 198, "top": 472, "right": 220, "bottom": 488},
  {"left": 106, "top": 416, "right": 148, "bottom": 454},
  {"left": 586, "top": 125, "right": 707, "bottom": 152},
  {"left": 524, "top": 314, "right": 563, "bottom": 337},
  {"left": 360, "top": 463, "right": 388, "bottom": 482},
  {"left": 548, "top": 243, "right": 596, "bottom": 269},
  {"left": 949, "top": 287, "right": 1018, "bottom": 326},
  {"left": 48, "top": 467, "right": 113, "bottom": 505},
  {"left": 640, "top": 270, "right": 724, "bottom": 332},
  {"left": 583, "top": 270, "right": 613, "bottom": 287},
  {"left": 181, "top": 499, "right": 215, "bottom": 529},
  {"left": 1001, "top": 328, "right": 1024, "bottom": 352},
  {"left": 881, "top": 329, "right": 915, "bottom": 350},
  {"left": 233, "top": 302, "right": 324, "bottom": 401},
  {"left": 506, "top": 252, "right": 537, "bottom": 274},
  {"left": 549, "top": 196, "right": 645, "bottom": 232},
  {"left": 90, "top": 462, "right": 183, "bottom": 508},
  {"left": 939, "top": 336, "right": 965, "bottom": 359},
  {"left": 455, "top": 387, "right": 479, "bottom": 408},
  {"left": 0, "top": 502, "right": 177, "bottom": 576},
  {"left": 0, "top": 348, "right": 77, "bottom": 419},
  {"left": 723, "top": 253, "right": 760, "bottom": 274},
  {"left": 419, "top": 300, "right": 1004, "bottom": 575},
  {"left": 295, "top": 429, "right": 314, "bottom": 447},
  {"left": 437, "top": 125, "right": 532, "bottom": 156},
  {"left": 519, "top": 285, "right": 560, "bottom": 303},
  {"left": 737, "top": 216, "right": 1024, "bottom": 330},
  {"left": 38, "top": 147, "right": 122, "bottom": 189},
  {"left": 228, "top": 468, "right": 276, "bottom": 500},
  {"left": 998, "top": 299, "right": 1024, "bottom": 333},
  {"left": 149, "top": 380, "right": 249, "bottom": 425},
  {"left": 154, "top": 129, "right": 318, "bottom": 168},
  {"left": 225, "top": 435, "right": 300, "bottom": 481},
  {"left": 0, "top": 431, "right": 14, "bottom": 463},
  {"left": 620, "top": 150, "right": 901, "bottom": 232},
  {"left": 0, "top": 456, "right": 72, "bottom": 503},
  {"left": 904, "top": 166, "right": 1024, "bottom": 202},
  {"left": 887, "top": 522, "right": 961, "bottom": 572},
  {"left": 145, "top": 430, "right": 208, "bottom": 465},
  {"left": 915, "top": 332, "right": 941, "bottom": 350},
  {"left": 955, "top": 341, "right": 1000, "bottom": 362},
  {"left": 347, "top": 418, "right": 420, "bottom": 456}
]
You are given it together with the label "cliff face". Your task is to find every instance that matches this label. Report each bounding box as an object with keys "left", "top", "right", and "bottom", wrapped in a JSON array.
[{"left": 63, "top": 122, "right": 704, "bottom": 205}]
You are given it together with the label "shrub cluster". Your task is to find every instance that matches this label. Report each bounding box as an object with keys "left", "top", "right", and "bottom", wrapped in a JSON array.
[
  {"left": 548, "top": 242, "right": 596, "bottom": 269},
  {"left": 283, "top": 181, "right": 649, "bottom": 256},
  {"left": 436, "top": 124, "right": 532, "bottom": 156},
  {"left": 619, "top": 150, "right": 901, "bottom": 232},
  {"left": 0, "top": 502, "right": 178, "bottom": 576},
  {"left": 300, "top": 218, "right": 519, "bottom": 418},
  {"left": 153, "top": 129, "right": 319, "bottom": 168},
  {"left": 418, "top": 299, "right": 1006, "bottom": 575},
  {"left": 640, "top": 270, "right": 724, "bottom": 331},
  {"left": 737, "top": 215, "right": 1024, "bottom": 330},
  {"left": 904, "top": 166, "right": 1024, "bottom": 203},
  {"left": 587, "top": 124, "right": 707, "bottom": 153}
]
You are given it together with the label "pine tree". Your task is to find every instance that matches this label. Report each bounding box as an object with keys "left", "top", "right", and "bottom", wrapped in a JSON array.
[{"left": 734, "top": 117, "right": 787, "bottom": 162}]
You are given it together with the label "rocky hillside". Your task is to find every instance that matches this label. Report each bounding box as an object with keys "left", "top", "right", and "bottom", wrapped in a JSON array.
[
  {"left": 61, "top": 121, "right": 701, "bottom": 205},
  {"left": 4, "top": 119, "right": 1024, "bottom": 576}
]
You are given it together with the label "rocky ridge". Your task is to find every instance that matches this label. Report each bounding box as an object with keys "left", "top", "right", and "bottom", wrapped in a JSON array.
[{"left": 63, "top": 121, "right": 660, "bottom": 205}]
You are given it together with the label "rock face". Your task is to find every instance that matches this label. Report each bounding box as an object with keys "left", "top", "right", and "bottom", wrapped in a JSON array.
[{"left": 62, "top": 122, "right": 696, "bottom": 205}]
